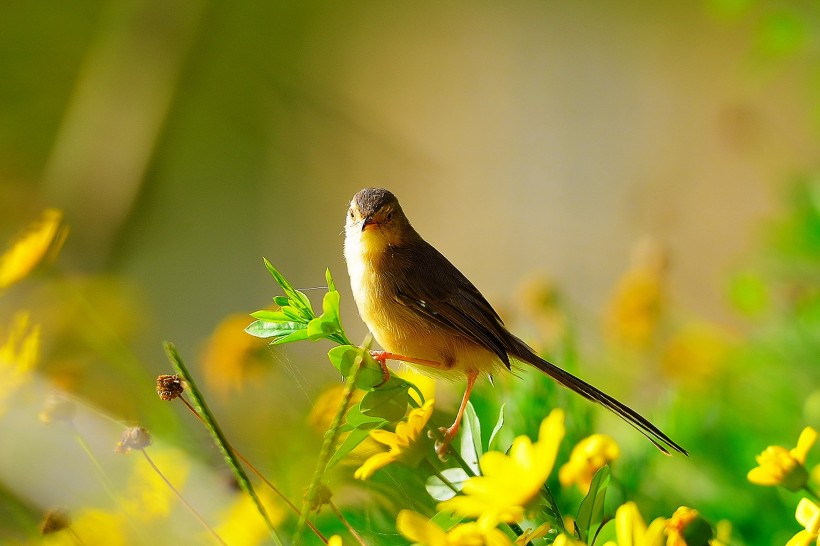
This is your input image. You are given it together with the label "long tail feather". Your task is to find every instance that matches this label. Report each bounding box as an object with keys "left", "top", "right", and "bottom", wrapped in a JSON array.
[{"left": 517, "top": 348, "right": 688, "bottom": 456}]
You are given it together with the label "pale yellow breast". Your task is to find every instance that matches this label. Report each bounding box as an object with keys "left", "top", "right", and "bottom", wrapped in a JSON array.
[{"left": 344, "top": 227, "right": 504, "bottom": 378}]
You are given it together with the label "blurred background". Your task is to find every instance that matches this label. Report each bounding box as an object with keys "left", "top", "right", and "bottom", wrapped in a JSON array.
[{"left": 2, "top": 0, "right": 820, "bottom": 544}]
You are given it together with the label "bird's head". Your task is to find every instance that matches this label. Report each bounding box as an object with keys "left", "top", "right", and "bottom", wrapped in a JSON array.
[{"left": 345, "top": 188, "right": 413, "bottom": 253}]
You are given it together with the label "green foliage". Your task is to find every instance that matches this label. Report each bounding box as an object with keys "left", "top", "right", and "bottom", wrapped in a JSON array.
[
  {"left": 246, "top": 260, "right": 352, "bottom": 346},
  {"left": 575, "top": 465, "right": 610, "bottom": 543},
  {"left": 163, "top": 342, "right": 283, "bottom": 545},
  {"left": 249, "top": 260, "right": 426, "bottom": 475}
]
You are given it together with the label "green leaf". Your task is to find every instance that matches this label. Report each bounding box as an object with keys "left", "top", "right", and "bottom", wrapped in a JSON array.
[
  {"left": 425, "top": 468, "right": 469, "bottom": 501},
  {"left": 325, "top": 268, "right": 336, "bottom": 293},
  {"left": 488, "top": 404, "right": 505, "bottom": 452},
  {"left": 306, "top": 291, "right": 346, "bottom": 341},
  {"left": 281, "top": 305, "right": 307, "bottom": 322},
  {"left": 328, "top": 345, "right": 360, "bottom": 374},
  {"left": 576, "top": 464, "right": 611, "bottom": 543},
  {"left": 271, "top": 328, "right": 311, "bottom": 345},
  {"left": 244, "top": 320, "right": 305, "bottom": 339},
  {"left": 263, "top": 259, "right": 314, "bottom": 318},
  {"left": 360, "top": 386, "right": 411, "bottom": 422},
  {"left": 307, "top": 315, "right": 338, "bottom": 340},
  {"left": 459, "top": 402, "right": 482, "bottom": 472},
  {"left": 327, "top": 422, "right": 384, "bottom": 469},
  {"left": 245, "top": 320, "right": 306, "bottom": 340},
  {"left": 346, "top": 403, "right": 388, "bottom": 428},
  {"left": 272, "top": 295, "right": 290, "bottom": 307},
  {"left": 327, "top": 345, "right": 384, "bottom": 388},
  {"left": 250, "top": 309, "right": 291, "bottom": 323},
  {"left": 430, "top": 510, "right": 466, "bottom": 530},
  {"left": 244, "top": 319, "right": 272, "bottom": 338}
]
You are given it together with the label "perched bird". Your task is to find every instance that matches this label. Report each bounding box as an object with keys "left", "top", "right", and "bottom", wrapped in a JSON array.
[{"left": 343, "top": 187, "right": 686, "bottom": 456}]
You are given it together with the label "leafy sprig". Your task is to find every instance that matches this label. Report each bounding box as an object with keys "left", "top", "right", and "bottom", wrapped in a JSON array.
[{"left": 246, "top": 260, "right": 424, "bottom": 469}]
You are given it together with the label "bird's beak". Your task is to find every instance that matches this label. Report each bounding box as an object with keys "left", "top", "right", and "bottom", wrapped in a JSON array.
[{"left": 362, "top": 215, "right": 376, "bottom": 232}]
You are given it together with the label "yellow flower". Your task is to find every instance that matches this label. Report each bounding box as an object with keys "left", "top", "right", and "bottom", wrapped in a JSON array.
[
  {"left": 604, "top": 237, "right": 666, "bottom": 348},
  {"left": 514, "top": 523, "right": 551, "bottom": 545},
  {"left": 41, "top": 508, "right": 127, "bottom": 546},
  {"left": 398, "top": 366, "right": 437, "bottom": 405},
  {"left": 396, "top": 509, "right": 512, "bottom": 546},
  {"left": 602, "top": 502, "right": 666, "bottom": 546},
  {"left": 0, "top": 313, "right": 40, "bottom": 413},
  {"left": 354, "top": 399, "right": 435, "bottom": 480},
  {"left": 308, "top": 383, "right": 363, "bottom": 434},
  {"left": 0, "top": 208, "right": 67, "bottom": 289},
  {"left": 438, "top": 409, "right": 565, "bottom": 528},
  {"left": 748, "top": 427, "right": 817, "bottom": 491},
  {"left": 120, "top": 447, "right": 190, "bottom": 522},
  {"left": 215, "top": 489, "right": 284, "bottom": 546},
  {"left": 559, "top": 434, "right": 620, "bottom": 493},
  {"left": 202, "top": 313, "right": 268, "bottom": 397},
  {"left": 661, "top": 322, "right": 732, "bottom": 386},
  {"left": 516, "top": 274, "right": 568, "bottom": 354},
  {"left": 666, "top": 506, "right": 713, "bottom": 546},
  {"left": 554, "top": 534, "right": 587, "bottom": 546},
  {"left": 787, "top": 498, "right": 820, "bottom": 546},
  {"left": 328, "top": 536, "right": 344, "bottom": 546}
]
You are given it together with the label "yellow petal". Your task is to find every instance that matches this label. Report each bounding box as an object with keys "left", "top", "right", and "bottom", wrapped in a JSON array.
[
  {"left": 396, "top": 510, "right": 447, "bottom": 546},
  {"left": 786, "top": 530, "right": 819, "bottom": 546},
  {"left": 644, "top": 518, "right": 667, "bottom": 546},
  {"left": 369, "top": 429, "right": 402, "bottom": 450},
  {"left": 796, "top": 498, "right": 820, "bottom": 533},
  {"left": 793, "top": 427, "right": 818, "bottom": 464},
  {"left": 615, "top": 502, "right": 647, "bottom": 546},
  {"left": 354, "top": 452, "right": 396, "bottom": 480},
  {"left": 534, "top": 409, "right": 565, "bottom": 476},
  {"left": 747, "top": 466, "right": 781, "bottom": 486},
  {"left": 0, "top": 209, "right": 66, "bottom": 289}
]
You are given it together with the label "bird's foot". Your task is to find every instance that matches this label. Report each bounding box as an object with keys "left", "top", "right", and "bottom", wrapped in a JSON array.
[
  {"left": 435, "top": 425, "right": 459, "bottom": 457},
  {"left": 368, "top": 351, "right": 392, "bottom": 386}
]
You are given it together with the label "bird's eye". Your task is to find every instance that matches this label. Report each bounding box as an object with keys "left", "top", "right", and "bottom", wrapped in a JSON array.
[
  {"left": 348, "top": 209, "right": 354, "bottom": 219},
  {"left": 386, "top": 211, "right": 393, "bottom": 221}
]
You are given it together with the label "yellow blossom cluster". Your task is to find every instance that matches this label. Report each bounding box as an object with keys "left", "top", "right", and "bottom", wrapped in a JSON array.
[{"left": 748, "top": 426, "right": 817, "bottom": 492}]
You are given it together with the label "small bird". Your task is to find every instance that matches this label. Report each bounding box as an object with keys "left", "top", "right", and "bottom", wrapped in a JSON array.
[{"left": 344, "top": 187, "right": 687, "bottom": 456}]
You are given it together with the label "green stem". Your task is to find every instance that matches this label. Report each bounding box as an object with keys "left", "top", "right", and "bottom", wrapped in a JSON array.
[
  {"left": 139, "top": 449, "right": 227, "bottom": 545},
  {"left": 433, "top": 432, "right": 476, "bottom": 478},
  {"left": 70, "top": 424, "right": 149, "bottom": 543},
  {"left": 294, "top": 343, "right": 367, "bottom": 544},
  {"left": 426, "top": 462, "right": 461, "bottom": 495},
  {"left": 67, "top": 526, "right": 86, "bottom": 545},
  {"left": 805, "top": 484, "right": 820, "bottom": 501},
  {"left": 177, "top": 396, "right": 327, "bottom": 543},
  {"left": 164, "top": 342, "right": 282, "bottom": 545},
  {"left": 539, "top": 482, "right": 566, "bottom": 534},
  {"left": 329, "top": 501, "right": 368, "bottom": 546}
]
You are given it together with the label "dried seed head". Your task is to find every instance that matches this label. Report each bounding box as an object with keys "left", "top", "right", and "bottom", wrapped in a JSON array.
[
  {"left": 115, "top": 426, "right": 152, "bottom": 453},
  {"left": 40, "top": 508, "right": 70, "bottom": 535},
  {"left": 156, "top": 374, "right": 184, "bottom": 401},
  {"left": 306, "top": 483, "right": 332, "bottom": 512}
]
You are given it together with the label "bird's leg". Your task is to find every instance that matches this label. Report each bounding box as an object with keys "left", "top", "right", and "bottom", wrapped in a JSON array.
[
  {"left": 436, "top": 369, "right": 479, "bottom": 456},
  {"left": 369, "top": 351, "right": 443, "bottom": 385}
]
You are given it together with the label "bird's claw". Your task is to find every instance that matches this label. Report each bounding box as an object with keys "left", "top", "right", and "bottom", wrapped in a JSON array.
[
  {"left": 434, "top": 425, "right": 458, "bottom": 458},
  {"left": 368, "top": 350, "right": 392, "bottom": 386}
]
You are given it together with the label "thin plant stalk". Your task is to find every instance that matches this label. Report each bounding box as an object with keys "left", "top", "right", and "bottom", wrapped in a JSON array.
[
  {"left": 328, "top": 500, "right": 368, "bottom": 546},
  {"left": 176, "top": 395, "right": 328, "bottom": 544},
  {"left": 139, "top": 449, "right": 227, "bottom": 546},
  {"left": 164, "top": 342, "right": 283, "bottom": 545},
  {"left": 69, "top": 423, "right": 150, "bottom": 543},
  {"left": 294, "top": 346, "right": 367, "bottom": 545}
]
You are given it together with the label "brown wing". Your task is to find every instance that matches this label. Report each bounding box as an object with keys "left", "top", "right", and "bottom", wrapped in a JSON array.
[{"left": 388, "top": 240, "right": 513, "bottom": 370}]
